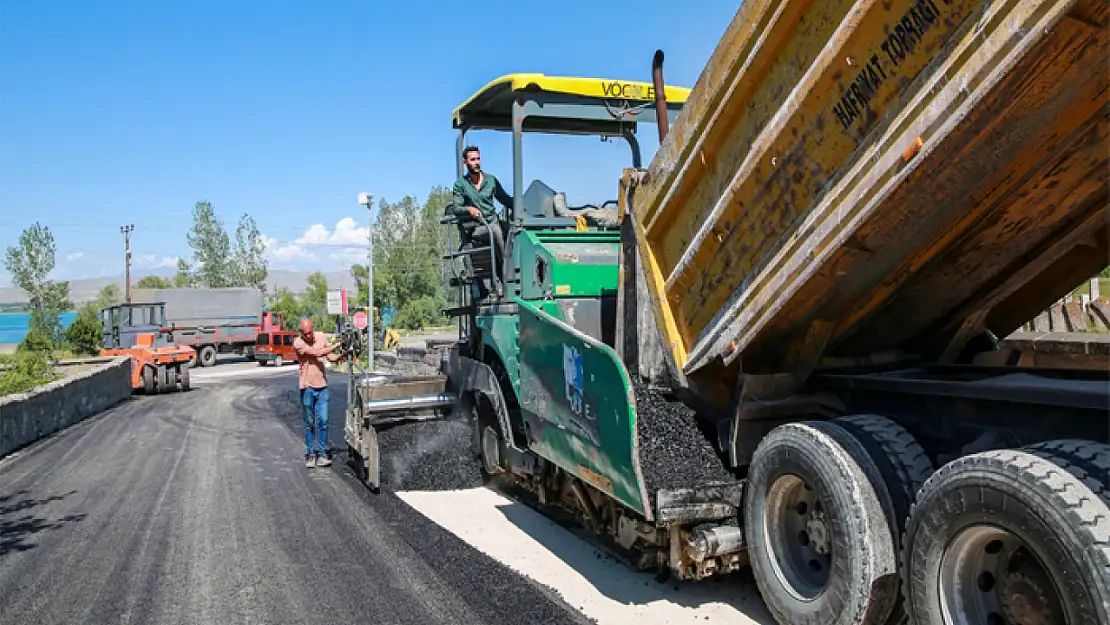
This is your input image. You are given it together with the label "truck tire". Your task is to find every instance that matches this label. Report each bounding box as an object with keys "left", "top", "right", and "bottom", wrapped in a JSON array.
[
  {"left": 744, "top": 421, "right": 898, "bottom": 625},
  {"left": 178, "top": 364, "right": 190, "bottom": 391},
  {"left": 1021, "top": 439, "right": 1110, "bottom": 506},
  {"left": 833, "top": 414, "right": 934, "bottom": 624},
  {"left": 902, "top": 446, "right": 1110, "bottom": 625},
  {"left": 142, "top": 366, "right": 155, "bottom": 394},
  {"left": 197, "top": 345, "right": 217, "bottom": 367}
]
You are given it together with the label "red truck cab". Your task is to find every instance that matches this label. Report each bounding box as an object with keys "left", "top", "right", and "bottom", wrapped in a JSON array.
[{"left": 255, "top": 329, "right": 298, "bottom": 366}]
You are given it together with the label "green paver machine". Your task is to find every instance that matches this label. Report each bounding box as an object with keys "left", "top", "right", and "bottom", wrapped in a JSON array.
[{"left": 432, "top": 71, "right": 718, "bottom": 529}]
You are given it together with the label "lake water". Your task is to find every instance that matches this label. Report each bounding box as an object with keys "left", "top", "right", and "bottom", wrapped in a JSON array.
[{"left": 0, "top": 312, "right": 78, "bottom": 345}]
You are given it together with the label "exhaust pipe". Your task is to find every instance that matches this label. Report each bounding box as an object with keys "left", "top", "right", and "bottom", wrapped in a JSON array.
[
  {"left": 364, "top": 392, "right": 456, "bottom": 414},
  {"left": 652, "top": 49, "right": 670, "bottom": 143}
]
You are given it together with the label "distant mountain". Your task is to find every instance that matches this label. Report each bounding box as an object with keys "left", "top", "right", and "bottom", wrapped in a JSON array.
[{"left": 0, "top": 269, "right": 357, "bottom": 305}]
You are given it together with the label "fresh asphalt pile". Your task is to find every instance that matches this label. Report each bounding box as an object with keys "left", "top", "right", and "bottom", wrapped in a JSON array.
[
  {"left": 376, "top": 407, "right": 485, "bottom": 491},
  {"left": 632, "top": 378, "right": 734, "bottom": 494}
]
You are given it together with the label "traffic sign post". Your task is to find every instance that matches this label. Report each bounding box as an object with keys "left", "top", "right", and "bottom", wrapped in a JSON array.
[{"left": 326, "top": 289, "right": 348, "bottom": 316}]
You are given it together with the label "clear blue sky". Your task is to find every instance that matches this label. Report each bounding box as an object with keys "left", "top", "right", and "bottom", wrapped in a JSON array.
[{"left": 1, "top": 0, "right": 741, "bottom": 285}]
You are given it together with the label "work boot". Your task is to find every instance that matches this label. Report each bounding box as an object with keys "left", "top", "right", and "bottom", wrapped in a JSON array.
[
  {"left": 315, "top": 454, "right": 332, "bottom": 468},
  {"left": 305, "top": 453, "right": 316, "bottom": 468}
]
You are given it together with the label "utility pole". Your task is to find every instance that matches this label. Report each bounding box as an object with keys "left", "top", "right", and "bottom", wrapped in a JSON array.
[{"left": 120, "top": 224, "right": 134, "bottom": 303}]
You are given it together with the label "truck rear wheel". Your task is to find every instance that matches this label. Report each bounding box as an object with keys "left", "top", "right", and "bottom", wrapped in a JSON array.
[
  {"left": 833, "top": 414, "right": 934, "bottom": 624},
  {"left": 902, "top": 444, "right": 1110, "bottom": 625},
  {"left": 197, "top": 345, "right": 217, "bottom": 367},
  {"left": 744, "top": 421, "right": 898, "bottom": 625}
]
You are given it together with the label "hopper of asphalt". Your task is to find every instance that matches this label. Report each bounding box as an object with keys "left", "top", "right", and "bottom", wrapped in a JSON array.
[{"left": 395, "top": 487, "right": 773, "bottom": 625}]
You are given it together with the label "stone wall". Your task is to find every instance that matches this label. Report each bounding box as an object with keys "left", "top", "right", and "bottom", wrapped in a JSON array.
[{"left": 0, "top": 356, "right": 132, "bottom": 457}]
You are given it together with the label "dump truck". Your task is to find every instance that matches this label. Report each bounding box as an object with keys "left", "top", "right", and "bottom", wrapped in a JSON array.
[
  {"left": 345, "top": 2, "right": 1110, "bottom": 624},
  {"left": 130, "top": 287, "right": 284, "bottom": 367}
]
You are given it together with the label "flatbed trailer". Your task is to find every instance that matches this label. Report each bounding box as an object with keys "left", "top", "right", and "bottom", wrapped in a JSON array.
[{"left": 345, "top": 1, "right": 1110, "bottom": 624}]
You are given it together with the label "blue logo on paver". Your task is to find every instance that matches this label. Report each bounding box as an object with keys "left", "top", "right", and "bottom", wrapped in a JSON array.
[{"left": 563, "top": 344, "right": 584, "bottom": 417}]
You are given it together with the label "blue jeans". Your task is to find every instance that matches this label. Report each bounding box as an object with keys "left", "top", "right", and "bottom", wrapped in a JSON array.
[{"left": 301, "top": 386, "right": 329, "bottom": 456}]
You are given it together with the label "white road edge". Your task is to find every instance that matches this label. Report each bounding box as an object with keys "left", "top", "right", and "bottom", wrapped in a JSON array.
[{"left": 396, "top": 487, "right": 773, "bottom": 625}]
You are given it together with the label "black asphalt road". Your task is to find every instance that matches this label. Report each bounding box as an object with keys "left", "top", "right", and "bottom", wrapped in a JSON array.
[{"left": 0, "top": 373, "right": 590, "bottom": 625}]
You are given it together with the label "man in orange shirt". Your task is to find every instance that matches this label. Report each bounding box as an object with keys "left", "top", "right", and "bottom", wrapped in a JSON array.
[{"left": 293, "top": 317, "right": 343, "bottom": 468}]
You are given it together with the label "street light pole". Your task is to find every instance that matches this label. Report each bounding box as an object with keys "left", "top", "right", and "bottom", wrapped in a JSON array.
[{"left": 359, "top": 192, "right": 374, "bottom": 372}]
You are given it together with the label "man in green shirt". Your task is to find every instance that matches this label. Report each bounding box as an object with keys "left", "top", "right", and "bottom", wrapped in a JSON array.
[
  {"left": 453, "top": 145, "right": 513, "bottom": 222},
  {"left": 452, "top": 145, "right": 513, "bottom": 300}
]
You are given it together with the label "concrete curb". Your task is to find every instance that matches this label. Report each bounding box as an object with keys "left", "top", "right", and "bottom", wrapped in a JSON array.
[{"left": 0, "top": 355, "right": 133, "bottom": 457}]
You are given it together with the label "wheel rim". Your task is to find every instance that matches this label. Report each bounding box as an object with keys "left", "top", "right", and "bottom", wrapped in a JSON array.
[
  {"left": 763, "top": 474, "right": 832, "bottom": 600},
  {"left": 939, "top": 524, "right": 1064, "bottom": 625}
]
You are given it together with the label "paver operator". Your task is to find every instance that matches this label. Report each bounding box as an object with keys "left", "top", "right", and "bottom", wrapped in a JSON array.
[
  {"left": 294, "top": 317, "right": 343, "bottom": 468},
  {"left": 452, "top": 145, "right": 513, "bottom": 299}
]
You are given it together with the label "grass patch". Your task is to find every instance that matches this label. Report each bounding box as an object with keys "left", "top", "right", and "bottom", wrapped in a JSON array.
[{"left": 1072, "top": 279, "right": 1110, "bottom": 298}]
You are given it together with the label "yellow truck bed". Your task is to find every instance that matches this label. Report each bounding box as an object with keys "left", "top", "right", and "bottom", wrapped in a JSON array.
[{"left": 629, "top": 0, "right": 1108, "bottom": 380}]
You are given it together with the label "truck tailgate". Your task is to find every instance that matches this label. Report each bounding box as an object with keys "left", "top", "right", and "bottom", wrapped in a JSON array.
[{"left": 631, "top": 0, "right": 1108, "bottom": 376}]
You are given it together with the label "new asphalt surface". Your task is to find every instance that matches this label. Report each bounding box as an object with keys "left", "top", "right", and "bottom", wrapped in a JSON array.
[{"left": 0, "top": 366, "right": 592, "bottom": 625}]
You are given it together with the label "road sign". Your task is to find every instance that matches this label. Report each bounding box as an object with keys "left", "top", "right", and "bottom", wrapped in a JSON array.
[
  {"left": 352, "top": 310, "right": 368, "bottom": 330},
  {"left": 326, "top": 289, "right": 348, "bottom": 315}
]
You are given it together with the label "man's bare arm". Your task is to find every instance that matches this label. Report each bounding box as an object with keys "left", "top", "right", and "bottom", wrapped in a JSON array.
[{"left": 295, "top": 340, "right": 338, "bottom": 357}]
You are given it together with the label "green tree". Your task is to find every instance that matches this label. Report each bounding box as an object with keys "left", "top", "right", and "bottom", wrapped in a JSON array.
[
  {"left": 267, "top": 275, "right": 336, "bottom": 333},
  {"left": 65, "top": 306, "right": 103, "bottom": 355},
  {"left": 4, "top": 222, "right": 71, "bottom": 347},
  {"left": 178, "top": 201, "right": 269, "bottom": 291},
  {"left": 183, "top": 200, "right": 233, "bottom": 287},
  {"left": 230, "top": 214, "right": 268, "bottom": 292},
  {"left": 267, "top": 287, "right": 304, "bottom": 331},
  {"left": 64, "top": 285, "right": 122, "bottom": 355},
  {"left": 136, "top": 275, "right": 173, "bottom": 289},
  {"left": 18, "top": 326, "right": 56, "bottom": 356},
  {"left": 96, "top": 284, "right": 122, "bottom": 307},
  {"left": 350, "top": 187, "right": 452, "bottom": 330},
  {"left": 173, "top": 258, "right": 196, "bottom": 287},
  {"left": 299, "top": 271, "right": 336, "bottom": 332}
]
